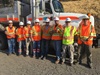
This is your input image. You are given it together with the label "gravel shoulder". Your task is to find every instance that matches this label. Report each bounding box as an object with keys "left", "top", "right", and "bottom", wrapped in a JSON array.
[{"left": 0, "top": 48, "right": 100, "bottom": 75}]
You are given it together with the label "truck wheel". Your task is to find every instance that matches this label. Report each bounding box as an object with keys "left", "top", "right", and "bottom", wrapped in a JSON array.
[{"left": 0, "top": 34, "right": 7, "bottom": 50}]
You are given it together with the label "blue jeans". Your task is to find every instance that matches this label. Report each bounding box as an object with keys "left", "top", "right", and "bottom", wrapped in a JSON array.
[
  {"left": 33, "top": 41, "right": 40, "bottom": 56},
  {"left": 41, "top": 39, "right": 50, "bottom": 57},
  {"left": 53, "top": 40, "right": 62, "bottom": 60},
  {"left": 18, "top": 40, "right": 26, "bottom": 54},
  {"left": 7, "top": 38, "right": 15, "bottom": 54}
]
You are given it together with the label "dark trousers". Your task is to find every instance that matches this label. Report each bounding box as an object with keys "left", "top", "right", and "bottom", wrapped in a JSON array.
[
  {"left": 53, "top": 40, "right": 62, "bottom": 60},
  {"left": 79, "top": 43, "right": 92, "bottom": 65},
  {"left": 41, "top": 39, "right": 50, "bottom": 57}
]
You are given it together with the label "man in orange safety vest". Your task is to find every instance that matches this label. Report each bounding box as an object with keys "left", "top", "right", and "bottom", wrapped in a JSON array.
[
  {"left": 5, "top": 20, "right": 16, "bottom": 55},
  {"left": 30, "top": 19, "right": 41, "bottom": 59},
  {"left": 16, "top": 22, "right": 26, "bottom": 56},
  {"left": 24, "top": 21, "right": 32, "bottom": 56},
  {"left": 77, "top": 15, "right": 96, "bottom": 68}
]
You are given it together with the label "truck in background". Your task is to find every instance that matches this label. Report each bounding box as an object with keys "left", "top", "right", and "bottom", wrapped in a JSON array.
[{"left": 0, "top": 0, "right": 99, "bottom": 50}]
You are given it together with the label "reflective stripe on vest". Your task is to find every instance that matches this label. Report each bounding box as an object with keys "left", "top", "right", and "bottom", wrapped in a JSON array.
[
  {"left": 42, "top": 25, "right": 51, "bottom": 40},
  {"left": 78, "top": 21, "right": 96, "bottom": 45},
  {"left": 63, "top": 26, "right": 76, "bottom": 45},
  {"left": 24, "top": 26, "right": 31, "bottom": 38},
  {"left": 51, "top": 24, "right": 63, "bottom": 40},
  {"left": 31, "top": 25, "right": 41, "bottom": 41},
  {"left": 6, "top": 26, "right": 15, "bottom": 39},
  {"left": 16, "top": 28, "right": 25, "bottom": 41}
]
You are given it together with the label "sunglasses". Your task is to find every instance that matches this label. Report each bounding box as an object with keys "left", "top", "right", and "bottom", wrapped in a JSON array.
[{"left": 65, "top": 22, "right": 70, "bottom": 23}]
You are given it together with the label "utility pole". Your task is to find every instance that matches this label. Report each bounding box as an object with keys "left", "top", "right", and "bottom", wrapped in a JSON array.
[
  {"left": 31, "top": 0, "right": 40, "bottom": 24},
  {"left": 31, "top": 0, "right": 35, "bottom": 24},
  {"left": 35, "top": 0, "right": 40, "bottom": 19}
]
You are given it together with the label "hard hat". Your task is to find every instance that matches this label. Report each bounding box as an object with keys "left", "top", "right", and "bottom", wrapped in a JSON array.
[
  {"left": 54, "top": 17, "right": 59, "bottom": 20},
  {"left": 35, "top": 19, "right": 40, "bottom": 22},
  {"left": 83, "top": 15, "right": 89, "bottom": 20},
  {"left": 8, "top": 20, "right": 13, "bottom": 23},
  {"left": 65, "top": 18, "right": 71, "bottom": 22},
  {"left": 45, "top": 18, "right": 50, "bottom": 22},
  {"left": 27, "top": 21, "right": 31, "bottom": 25},
  {"left": 19, "top": 22, "right": 24, "bottom": 26}
]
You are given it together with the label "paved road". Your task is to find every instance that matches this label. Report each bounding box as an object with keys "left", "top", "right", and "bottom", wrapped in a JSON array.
[{"left": 0, "top": 48, "right": 100, "bottom": 75}]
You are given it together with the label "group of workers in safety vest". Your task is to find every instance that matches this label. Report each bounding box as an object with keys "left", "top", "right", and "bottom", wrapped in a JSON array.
[{"left": 5, "top": 14, "right": 96, "bottom": 69}]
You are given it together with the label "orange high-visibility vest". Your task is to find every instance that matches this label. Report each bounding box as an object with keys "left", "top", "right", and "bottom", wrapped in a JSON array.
[
  {"left": 24, "top": 26, "right": 32, "bottom": 38},
  {"left": 77, "top": 20, "right": 96, "bottom": 45},
  {"left": 30, "top": 25, "right": 41, "bottom": 41},
  {"left": 16, "top": 27, "right": 26, "bottom": 42},
  {"left": 6, "top": 26, "right": 16, "bottom": 39},
  {"left": 42, "top": 25, "right": 52, "bottom": 40},
  {"left": 51, "top": 24, "right": 63, "bottom": 40}
]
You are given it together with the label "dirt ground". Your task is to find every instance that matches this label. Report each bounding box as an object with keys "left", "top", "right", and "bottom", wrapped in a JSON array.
[{"left": 0, "top": 48, "right": 100, "bottom": 75}]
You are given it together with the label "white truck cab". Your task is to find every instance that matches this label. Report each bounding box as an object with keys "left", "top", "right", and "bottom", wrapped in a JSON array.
[
  {"left": 27, "top": 0, "right": 86, "bottom": 27},
  {"left": 0, "top": 0, "right": 86, "bottom": 27}
]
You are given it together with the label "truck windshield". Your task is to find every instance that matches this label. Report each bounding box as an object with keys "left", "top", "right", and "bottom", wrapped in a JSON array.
[{"left": 52, "top": 0, "right": 64, "bottom": 12}]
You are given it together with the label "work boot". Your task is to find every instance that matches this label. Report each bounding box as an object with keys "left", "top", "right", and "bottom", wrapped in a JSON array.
[
  {"left": 55, "top": 60, "right": 60, "bottom": 64},
  {"left": 88, "top": 65, "right": 93, "bottom": 69},
  {"left": 25, "top": 54, "right": 28, "bottom": 57},
  {"left": 18, "top": 54, "right": 21, "bottom": 56},
  {"left": 69, "top": 63, "right": 73, "bottom": 66},
  {"left": 61, "top": 61, "right": 64, "bottom": 64},
  {"left": 7, "top": 53, "right": 11, "bottom": 56},
  {"left": 40, "top": 56, "right": 44, "bottom": 60},
  {"left": 87, "top": 64, "right": 93, "bottom": 69},
  {"left": 73, "top": 61, "right": 78, "bottom": 65},
  {"left": 33, "top": 55, "right": 36, "bottom": 59},
  {"left": 12, "top": 52, "right": 16, "bottom": 55},
  {"left": 36, "top": 56, "right": 39, "bottom": 59},
  {"left": 18, "top": 52, "right": 21, "bottom": 56},
  {"left": 26, "top": 50, "right": 29, "bottom": 56},
  {"left": 79, "top": 60, "right": 82, "bottom": 65}
]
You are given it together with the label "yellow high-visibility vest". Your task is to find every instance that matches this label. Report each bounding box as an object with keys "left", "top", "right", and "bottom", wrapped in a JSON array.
[{"left": 63, "top": 25, "right": 76, "bottom": 45}]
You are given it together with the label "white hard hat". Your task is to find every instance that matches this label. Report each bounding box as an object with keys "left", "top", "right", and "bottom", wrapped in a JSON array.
[
  {"left": 19, "top": 22, "right": 24, "bottom": 26},
  {"left": 54, "top": 17, "right": 59, "bottom": 20},
  {"left": 83, "top": 15, "right": 89, "bottom": 20},
  {"left": 45, "top": 18, "right": 50, "bottom": 22},
  {"left": 65, "top": 18, "right": 71, "bottom": 22},
  {"left": 8, "top": 20, "right": 13, "bottom": 23},
  {"left": 35, "top": 19, "right": 40, "bottom": 22},
  {"left": 27, "top": 21, "right": 31, "bottom": 25}
]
